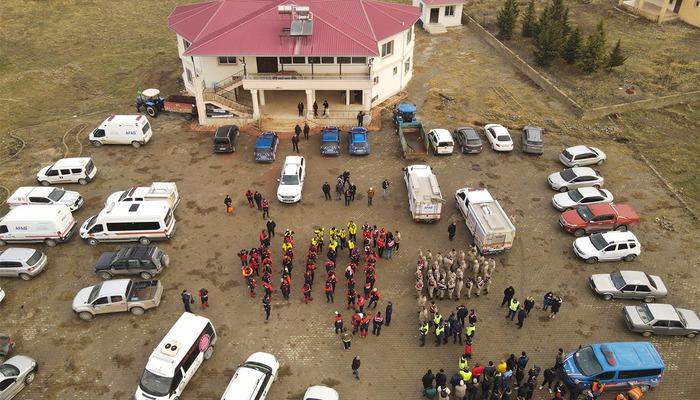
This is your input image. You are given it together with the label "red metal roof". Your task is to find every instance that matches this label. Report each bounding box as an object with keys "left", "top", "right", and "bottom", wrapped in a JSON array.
[
  {"left": 168, "top": 0, "right": 420, "bottom": 56},
  {"left": 420, "top": 0, "right": 463, "bottom": 5}
]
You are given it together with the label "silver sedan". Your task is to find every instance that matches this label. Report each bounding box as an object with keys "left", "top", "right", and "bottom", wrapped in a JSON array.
[
  {"left": 589, "top": 270, "right": 667, "bottom": 302},
  {"left": 0, "top": 355, "right": 38, "bottom": 399},
  {"left": 547, "top": 167, "right": 604, "bottom": 193},
  {"left": 624, "top": 303, "right": 700, "bottom": 338}
]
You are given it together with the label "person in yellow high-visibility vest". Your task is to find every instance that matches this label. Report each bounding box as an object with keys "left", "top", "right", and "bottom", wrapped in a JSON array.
[{"left": 507, "top": 298, "right": 520, "bottom": 320}]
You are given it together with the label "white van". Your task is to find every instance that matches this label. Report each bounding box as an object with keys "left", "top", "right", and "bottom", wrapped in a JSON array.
[
  {"left": 0, "top": 205, "right": 77, "bottom": 247},
  {"left": 136, "top": 313, "right": 217, "bottom": 400},
  {"left": 6, "top": 186, "right": 84, "bottom": 212},
  {"left": 220, "top": 352, "right": 279, "bottom": 400},
  {"left": 404, "top": 164, "right": 444, "bottom": 222},
  {"left": 36, "top": 157, "right": 97, "bottom": 186},
  {"left": 80, "top": 201, "right": 176, "bottom": 246},
  {"left": 90, "top": 115, "right": 152, "bottom": 148},
  {"left": 427, "top": 129, "right": 455, "bottom": 155},
  {"left": 105, "top": 182, "right": 180, "bottom": 210}
]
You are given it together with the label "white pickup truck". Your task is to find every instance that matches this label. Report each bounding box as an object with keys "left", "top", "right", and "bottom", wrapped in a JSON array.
[
  {"left": 72, "top": 279, "right": 163, "bottom": 320},
  {"left": 105, "top": 182, "right": 180, "bottom": 210},
  {"left": 6, "top": 186, "right": 83, "bottom": 212},
  {"left": 455, "top": 187, "right": 516, "bottom": 254},
  {"left": 404, "top": 165, "right": 444, "bottom": 222}
]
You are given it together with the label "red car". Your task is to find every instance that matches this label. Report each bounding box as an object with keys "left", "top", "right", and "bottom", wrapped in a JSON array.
[{"left": 559, "top": 204, "right": 639, "bottom": 236}]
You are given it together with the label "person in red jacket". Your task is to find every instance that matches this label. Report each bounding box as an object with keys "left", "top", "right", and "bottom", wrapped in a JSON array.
[
  {"left": 367, "top": 288, "right": 381, "bottom": 309},
  {"left": 324, "top": 280, "right": 334, "bottom": 303},
  {"left": 262, "top": 281, "right": 273, "bottom": 298},
  {"left": 372, "top": 312, "right": 384, "bottom": 336},
  {"left": 302, "top": 283, "right": 312, "bottom": 303},
  {"left": 347, "top": 289, "right": 356, "bottom": 309},
  {"left": 357, "top": 294, "right": 366, "bottom": 312},
  {"left": 247, "top": 276, "right": 256, "bottom": 297},
  {"left": 471, "top": 363, "right": 484, "bottom": 380},
  {"left": 464, "top": 337, "right": 473, "bottom": 359},
  {"left": 352, "top": 312, "right": 363, "bottom": 335},
  {"left": 360, "top": 314, "right": 371, "bottom": 337},
  {"left": 334, "top": 312, "right": 344, "bottom": 334},
  {"left": 280, "top": 275, "right": 291, "bottom": 300}
]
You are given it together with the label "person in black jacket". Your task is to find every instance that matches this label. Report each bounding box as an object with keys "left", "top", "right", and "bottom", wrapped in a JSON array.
[
  {"left": 448, "top": 221, "right": 457, "bottom": 241},
  {"left": 303, "top": 123, "right": 310, "bottom": 140},
  {"left": 502, "top": 286, "right": 515, "bottom": 307},
  {"left": 422, "top": 369, "right": 435, "bottom": 389},
  {"left": 539, "top": 367, "right": 557, "bottom": 392},
  {"left": 435, "top": 369, "right": 447, "bottom": 389},
  {"left": 351, "top": 356, "right": 361, "bottom": 380},
  {"left": 322, "top": 182, "right": 331, "bottom": 200}
]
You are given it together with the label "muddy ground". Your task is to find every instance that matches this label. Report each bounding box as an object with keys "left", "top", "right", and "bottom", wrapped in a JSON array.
[{"left": 1, "top": 18, "right": 699, "bottom": 400}]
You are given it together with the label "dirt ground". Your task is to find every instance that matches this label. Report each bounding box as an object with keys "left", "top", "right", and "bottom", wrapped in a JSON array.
[{"left": 1, "top": 19, "right": 699, "bottom": 400}]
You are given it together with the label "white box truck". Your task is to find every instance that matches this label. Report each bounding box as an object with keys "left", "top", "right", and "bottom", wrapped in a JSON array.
[
  {"left": 455, "top": 187, "right": 516, "bottom": 254},
  {"left": 0, "top": 205, "right": 77, "bottom": 247},
  {"left": 105, "top": 182, "right": 180, "bottom": 210},
  {"left": 89, "top": 115, "right": 152, "bottom": 148},
  {"left": 403, "top": 165, "right": 444, "bottom": 222}
]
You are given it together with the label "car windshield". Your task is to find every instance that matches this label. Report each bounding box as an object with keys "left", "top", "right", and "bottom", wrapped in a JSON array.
[
  {"left": 142, "top": 122, "right": 151, "bottom": 135},
  {"left": 635, "top": 304, "right": 653, "bottom": 323},
  {"left": 256, "top": 148, "right": 272, "bottom": 154},
  {"left": 281, "top": 174, "right": 299, "bottom": 185},
  {"left": 497, "top": 135, "right": 511, "bottom": 142},
  {"left": 610, "top": 271, "right": 626, "bottom": 289},
  {"left": 568, "top": 190, "right": 584, "bottom": 202},
  {"left": 576, "top": 206, "right": 593, "bottom": 221},
  {"left": 352, "top": 134, "right": 366, "bottom": 144},
  {"left": 26, "top": 250, "right": 43, "bottom": 266},
  {"left": 560, "top": 169, "right": 576, "bottom": 182},
  {"left": 48, "top": 188, "right": 66, "bottom": 201},
  {"left": 139, "top": 369, "right": 172, "bottom": 397},
  {"left": 214, "top": 138, "right": 230, "bottom": 145},
  {"left": 467, "top": 138, "right": 481, "bottom": 145},
  {"left": 87, "top": 283, "right": 103, "bottom": 303},
  {"left": 589, "top": 233, "right": 609, "bottom": 251},
  {"left": 0, "top": 364, "right": 19, "bottom": 377},
  {"left": 573, "top": 346, "right": 604, "bottom": 376},
  {"left": 561, "top": 150, "right": 573, "bottom": 161},
  {"left": 85, "top": 215, "right": 98, "bottom": 229},
  {"left": 644, "top": 273, "right": 657, "bottom": 289}
]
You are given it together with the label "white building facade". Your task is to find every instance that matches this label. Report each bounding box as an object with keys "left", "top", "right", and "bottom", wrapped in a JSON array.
[{"left": 414, "top": 0, "right": 464, "bottom": 34}]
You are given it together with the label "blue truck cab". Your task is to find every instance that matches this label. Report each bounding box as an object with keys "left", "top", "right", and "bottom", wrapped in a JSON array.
[
  {"left": 320, "top": 127, "right": 341, "bottom": 156},
  {"left": 393, "top": 103, "right": 417, "bottom": 126},
  {"left": 348, "top": 127, "right": 370, "bottom": 155},
  {"left": 254, "top": 131, "right": 279, "bottom": 163},
  {"left": 563, "top": 342, "right": 664, "bottom": 390}
]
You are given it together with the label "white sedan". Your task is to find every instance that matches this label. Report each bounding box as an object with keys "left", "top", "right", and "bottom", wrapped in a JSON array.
[
  {"left": 303, "top": 385, "right": 339, "bottom": 400},
  {"left": 547, "top": 167, "right": 604, "bottom": 192},
  {"left": 0, "top": 355, "right": 38, "bottom": 399},
  {"left": 484, "top": 124, "right": 513, "bottom": 152},
  {"left": 277, "top": 156, "right": 306, "bottom": 203},
  {"left": 559, "top": 145, "right": 606, "bottom": 167},
  {"left": 552, "top": 187, "right": 614, "bottom": 211}
]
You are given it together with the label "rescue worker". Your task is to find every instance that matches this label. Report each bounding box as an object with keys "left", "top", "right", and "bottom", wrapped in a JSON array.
[
  {"left": 334, "top": 312, "right": 344, "bottom": 334},
  {"left": 261, "top": 199, "right": 270, "bottom": 219},
  {"left": 465, "top": 323, "right": 476, "bottom": 340},
  {"left": 367, "top": 287, "right": 381, "bottom": 309},
  {"left": 224, "top": 195, "right": 233, "bottom": 215},
  {"left": 507, "top": 298, "right": 520, "bottom": 320},
  {"left": 459, "top": 354, "right": 469, "bottom": 371},
  {"left": 325, "top": 279, "right": 334, "bottom": 303},
  {"left": 263, "top": 295, "right": 271, "bottom": 321},
  {"left": 322, "top": 182, "right": 332, "bottom": 200},
  {"left": 372, "top": 312, "right": 384, "bottom": 336},
  {"left": 626, "top": 386, "right": 646, "bottom": 400},
  {"left": 302, "top": 282, "right": 312, "bottom": 303},
  {"left": 253, "top": 191, "right": 263, "bottom": 210},
  {"left": 347, "top": 221, "right": 357, "bottom": 242},
  {"left": 341, "top": 328, "right": 352, "bottom": 350},
  {"left": 367, "top": 187, "right": 374, "bottom": 206},
  {"left": 419, "top": 321, "right": 430, "bottom": 346},
  {"left": 280, "top": 275, "right": 290, "bottom": 300},
  {"left": 590, "top": 380, "right": 605, "bottom": 400},
  {"left": 433, "top": 312, "right": 443, "bottom": 329},
  {"left": 247, "top": 276, "right": 256, "bottom": 297},
  {"left": 245, "top": 190, "right": 254, "bottom": 207},
  {"left": 360, "top": 313, "right": 371, "bottom": 338},
  {"left": 435, "top": 322, "right": 445, "bottom": 346}
]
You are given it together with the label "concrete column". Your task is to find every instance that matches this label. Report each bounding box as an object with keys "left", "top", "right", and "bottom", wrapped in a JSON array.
[
  {"left": 251, "top": 89, "right": 260, "bottom": 120},
  {"left": 346, "top": 90, "right": 351, "bottom": 107},
  {"left": 657, "top": 0, "right": 670, "bottom": 22},
  {"left": 193, "top": 77, "right": 207, "bottom": 125},
  {"left": 362, "top": 90, "right": 371, "bottom": 112},
  {"left": 305, "top": 89, "right": 314, "bottom": 119},
  {"left": 259, "top": 90, "right": 266, "bottom": 106}
]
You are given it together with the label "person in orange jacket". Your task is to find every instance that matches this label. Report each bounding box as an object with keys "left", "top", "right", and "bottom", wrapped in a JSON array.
[
  {"left": 334, "top": 312, "right": 344, "bottom": 334},
  {"left": 626, "top": 386, "right": 646, "bottom": 400},
  {"left": 357, "top": 294, "right": 366, "bottom": 312},
  {"left": 324, "top": 280, "right": 334, "bottom": 303},
  {"left": 302, "top": 283, "right": 312, "bottom": 303},
  {"left": 360, "top": 314, "right": 371, "bottom": 337}
]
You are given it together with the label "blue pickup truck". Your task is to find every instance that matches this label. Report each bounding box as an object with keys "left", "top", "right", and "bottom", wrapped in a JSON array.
[
  {"left": 254, "top": 131, "right": 279, "bottom": 162},
  {"left": 348, "top": 127, "right": 370, "bottom": 155},
  {"left": 320, "top": 127, "right": 341, "bottom": 156}
]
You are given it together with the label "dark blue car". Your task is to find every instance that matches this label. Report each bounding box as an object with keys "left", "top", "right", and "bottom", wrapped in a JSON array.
[
  {"left": 320, "top": 127, "right": 341, "bottom": 156},
  {"left": 254, "top": 131, "right": 279, "bottom": 162},
  {"left": 348, "top": 127, "right": 370, "bottom": 155}
]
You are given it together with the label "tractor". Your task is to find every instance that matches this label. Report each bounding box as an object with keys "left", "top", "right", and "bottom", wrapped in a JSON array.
[{"left": 135, "top": 88, "right": 165, "bottom": 117}]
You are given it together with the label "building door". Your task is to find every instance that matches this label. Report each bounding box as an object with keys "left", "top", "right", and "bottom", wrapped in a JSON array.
[
  {"left": 430, "top": 8, "right": 440, "bottom": 23},
  {"left": 256, "top": 57, "right": 279, "bottom": 73},
  {"left": 673, "top": 0, "right": 682, "bottom": 13}
]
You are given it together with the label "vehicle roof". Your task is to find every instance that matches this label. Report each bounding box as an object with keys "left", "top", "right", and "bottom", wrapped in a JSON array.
[
  {"left": 568, "top": 167, "right": 598, "bottom": 176},
  {"left": 523, "top": 126, "right": 543, "bottom": 140},
  {"left": 284, "top": 155, "right": 304, "bottom": 165},
  {"left": 304, "top": 385, "right": 340, "bottom": 400},
  {"left": 0, "top": 247, "right": 39, "bottom": 261},
  {"left": 406, "top": 165, "right": 442, "bottom": 200},
  {"left": 222, "top": 365, "right": 267, "bottom": 400},
  {"left": 52, "top": 157, "right": 92, "bottom": 167},
  {"left": 246, "top": 352, "right": 278, "bottom": 368},
  {"left": 457, "top": 187, "right": 494, "bottom": 204},
  {"left": 397, "top": 103, "right": 416, "bottom": 113},
  {"left": 590, "top": 342, "right": 664, "bottom": 371},
  {"left": 99, "top": 201, "right": 170, "bottom": 218},
  {"left": 145, "top": 313, "right": 213, "bottom": 376},
  {"left": 430, "top": 129, "right": 453, "bottom": 140},
  {"left": 565, "top": 145, "right": 597, "bottom": 155},
  {"left": 10, "top": 186, "right": 55, "bottom": 197},
  {"left": 2, "top": 204, "right": 72, "bottom": 221},
  {"left": 102, "top": 115, "right": 146, "bottom": 125},
  {"left": 115, "top": 245, "right": 157, "bottom": 260},
  {"left": 215, "top": 125, "right": 239, "bottom": 137},
  {"left": 599, "top": 231, "right": 638, "bottom": 242},
  {"left": 470, "top": 201, "right": 516, "bottom": 233},
  {"left": 255, "top": 131, "right": 277, "bottom": 148},
  {"left": 616, "top": 270, "right": 652, "bottom": 285},
  {"left": 456, "top": 126, "right": 477, "bottom": 134},
  {"left": 97, "top": 279, "right": 131, "bottom": 296},
  {"left": 645, "top": 304, "right": 681, "bottom": 321},
  {"left": 575, "top": 187, "right": 607, "bottom": 197},
  {"left": 485, "top": 124, "right": 509, "bottom": 135},
  {"left": 321, "top": 128, "right": 340, "bottom": 141}
]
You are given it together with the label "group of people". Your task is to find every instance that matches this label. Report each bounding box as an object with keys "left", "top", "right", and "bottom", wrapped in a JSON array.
[
  {"left": 321, "top": 171, "right": 390, "bottom": 207},
  {"left": 298, "top": 99, "right": 330, "bottom": 118},
  {"left": 501, "top": 288, "right": 564, "bottom": 330},
  {"left": 418, "top": 301, "right": 479, "bottom": 349},
  {"left": 231, "top": 189, "right": 270, "bottom": 219},
  {"left": 415, "top": 247, "right": 498, "bottom": 302}
]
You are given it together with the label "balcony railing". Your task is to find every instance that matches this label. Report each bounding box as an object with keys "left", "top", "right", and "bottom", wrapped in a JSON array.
[{"left": 244, "top": 72, "right": 370, "bottom": 81}]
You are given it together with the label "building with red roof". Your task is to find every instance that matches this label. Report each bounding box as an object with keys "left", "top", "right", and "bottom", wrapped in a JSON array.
[
  {"left": 168, "top": 0, "right": 420, "bottom": 124},
  {"left": 413, "top": 0, "right": 464, "bottom": 34}
]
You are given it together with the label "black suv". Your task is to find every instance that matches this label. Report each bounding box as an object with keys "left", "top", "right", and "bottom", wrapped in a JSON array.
[{"left": 95, "top": 245, "right": 169, "bottom": 280}]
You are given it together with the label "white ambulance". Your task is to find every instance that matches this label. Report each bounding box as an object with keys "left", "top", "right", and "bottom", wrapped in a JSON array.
[
  {"left": 89, "top": 115, "right": 153, "bottom": 148},
  {"left": 0, "top": 205, "right": 77, "bottom": 246},
  {"left": 80, "top": 201, "right": 176, "bottom": 246}
]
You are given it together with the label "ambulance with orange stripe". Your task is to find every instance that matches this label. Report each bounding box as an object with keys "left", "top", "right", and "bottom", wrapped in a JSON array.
[{"left": 80, "top": 201, "right": 175, "bottom": 246}]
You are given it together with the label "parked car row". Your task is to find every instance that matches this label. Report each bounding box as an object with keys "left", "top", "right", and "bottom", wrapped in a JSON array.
[{"left": 423, "top": 123, "right": 544, "bottom": 155}]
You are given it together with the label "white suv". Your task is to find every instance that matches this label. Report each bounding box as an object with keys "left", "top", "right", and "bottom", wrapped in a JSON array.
[
  {"left": 573, "top": 231, "right": 641, "bottom": 264},
  {"left": 277, "top": 156, "right": 305, "bottom": 203},
  {"left": 0, "top": 248, "right": 48, "bottom": 280},
  {"left": 36, "top": 157, "right": 97, "bottom": 186},
  {"left": 220, "top": 352, "right": 279, "bottom": 400},
  {"left": 559, "top": 145, "right": 606, "bottom": 167}
]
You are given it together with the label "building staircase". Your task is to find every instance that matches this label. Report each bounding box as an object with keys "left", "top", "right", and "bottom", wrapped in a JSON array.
[{"left": 425, "top": 23, "right": 447, "bottom": 34}]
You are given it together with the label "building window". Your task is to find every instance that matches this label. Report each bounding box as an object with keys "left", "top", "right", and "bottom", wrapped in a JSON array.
[
  {"left": 279, "top": 57, "right": 292, "bottom": 64},
  {"left": 393, "top": 66, "right": 398, "bottom": 75},
  {"left": 351, "top": 57, "right": 367, "bottom": 64},
  {"left": 381, "top": 41, "right": 394, "bottom": 57},
  {"left": 445, "top": 6, "right": 455, "bottom": 16},
  {"left": 373, "top": 76, "right": 379, "bottom": 85},
  {"left": 308, "top": 57, "right": 321, "bottom": 64},
  {"left": 321, "top": 57, "right": 335, "bottom": 64},
  {"left": 182, "top": 39, "right": 191, "bottom": 50},
  {"left": 405, "top": 58, "right": 411, "bottom": 74},
  {"left": 218, "top": 56, "right": 237, "bottom": 65},
  {"left": 407, "top": 27, "right": 412, "bottom": 44},
  {"left": 292, "top": 57, "right": 305, "bottom": 64},
  {"left": 185, "top": 68, "right": 193, "bottom": 84},
  {"left": 337, "top": 57, "right": 351, "bottom": 64}
]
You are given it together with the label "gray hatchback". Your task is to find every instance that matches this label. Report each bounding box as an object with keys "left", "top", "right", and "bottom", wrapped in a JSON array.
[
  {"left": 522, "top": 125, "right": 544, "bottom": 154},
  {"left": 453, "top": 127, "right": 482, "bottom": 154}
]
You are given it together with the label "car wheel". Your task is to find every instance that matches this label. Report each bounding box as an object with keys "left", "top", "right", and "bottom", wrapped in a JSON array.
[
  {"left": 641, "top": 331, "right": 652, "bottom": 337},
  {"left": 597, "top": 159, "right": 605, "bottom": 166},
  {"left": 643, "top": 296, "right": 655, "bottom": 303},
  {"left": 602, "top": 294, "right": 613, "bottom": 301},
  {"left": 79, "top": 311, "right": 94, "bottom": 321},
  {"left": 139, "top": 237, "right": 151, "bottom": 245},
  {"left": 146, "top": 106, "right": 157, "bottom": 117},
  {"left": 615, "top": 225, "right": 628, "bottom": 232},
  {"left": 585, "top": 257, "right": 598, "bottom": 264},
  {"left": 130, "top": 306, "right": 145, "bottom": 316},
  {"left": 45, "top": 238, "right": 57, "bottom": 247},
  {"left": 40, "top": 180, "right": 50, "bottom": 186},
  {"left": 204, "top": 345, "right": 214, "bottom": 360},
  {"left": 593, "top": 184, "right": 601, "bottom": 189},
  {"left": 0, "top": 239, "right": 6, "bottom": 246},
  {"left": 78, "top": 178, "right": 88, "bottom": 185},
  {"left": 87, "top": 238, "right": 99, "bottom": 246},
  {"left": 623, "top": 254, "right": 637, "bottom": 262},
  {"left": 687, "top": 332, "right": 697, "bottom": 338},
  {"left": 24, "top": 371, "right": 36, "bottom": 385},
  {"left": 19, "top": 273, "right": 32, "bottom": 281},
  {"left": 91, "top": 140, "right": 103, "bottom": 147},
  {"left": 99, "top": 271, "right": 112, "bottom": 280},
  {"left": 559, "top": 187, "right": 568, "bottom": 193},
  {"left": 574, "top": 229, "right": 586, "bottom": 237},
  {"left": 140, "top": 271, "right": 153, "bottom": 280},
  {"left": 131, "top": 141, "right": 142, "bottom": 148}
]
